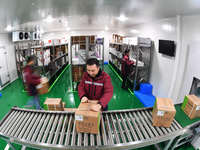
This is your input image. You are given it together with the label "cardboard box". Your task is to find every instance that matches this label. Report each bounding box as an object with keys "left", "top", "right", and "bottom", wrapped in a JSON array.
[
  {"left": 75, "top": 100, "right": 101, "bottom": 134},
  {"left": 44, "top": 98, "right": 63, "bottom": 111},
  {"left": 36, "top": 77, "right": 50, "bottom": 95},
  {"left": 72, "top": 66, "right": 83, "bottom": 82},
  {"left": 181, "top": 95, "right": 200, "bottom": 119},
  {"left": 64, "top": 108, "right": 77, "bottom": 112},
  {"left": 62, "top": 102, "right": 66, "bottom": 108},
  {"left": 152, "top": 97, "right": 176, "bottom": 128}
]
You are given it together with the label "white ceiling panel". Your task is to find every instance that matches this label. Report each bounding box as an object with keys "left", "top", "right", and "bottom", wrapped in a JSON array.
[{"left": 1, "top": 0, "right": 200, "bottom": 33}]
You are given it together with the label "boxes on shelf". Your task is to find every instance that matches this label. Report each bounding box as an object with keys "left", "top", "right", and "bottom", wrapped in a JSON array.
[
  {"left": 118, "top": 36, "right": 125, "bottom": 43},
  {"left": 36, "top": 77, "right": 50, "bottom": 95},
  {"left": 62, "top": 102, "right": 66, "bottom": 108},
  {"left": 54, "top": 39, "right": 61, "bottom": 45},
  {"left": 64, "top": 108, "right": 77, "bottom": 112},
  {"left": 181, "top": 95, "right": 200, "bottom": 119},
  {"left": 72, "top": 66, "right": 83, "bottom": 82},
  {"left": 113, "top": 34, "right": 118, "bottom": 42},
  {"left": 44, "top": 98, "right": 63, "bottom": 111},
  {"left": 36, "top": 49, "right": 50, "bottom": 66},
  {"left": 75, "top": 100, "right": 101, "bottom": 134},
  {"left": 152, "top": 97, "right": 176, "bottom": 128}
]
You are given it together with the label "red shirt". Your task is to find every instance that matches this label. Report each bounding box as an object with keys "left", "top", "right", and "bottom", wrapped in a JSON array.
[
  {"left": 122, "top": 55, "right": 134, "bottom": 75},
  {"left": 24, "top": 65, "right": 41, "bottom": 96},
  {"left": 78, "top": 70, "right": 113, "bottom": 110}
]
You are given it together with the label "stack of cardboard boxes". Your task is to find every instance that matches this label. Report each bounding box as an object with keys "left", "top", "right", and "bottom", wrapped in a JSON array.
[
  {"left": 44, "top": 98, "right": 77, "bottom": 112},
  {"left": 71, "top": 35, "right": 96, "bottom": 45},
  {"left": 110, "top": 34, "right": 126, "bottom": 44},
  {"left": 72, "top": 66, "right": 84, "bottom": 82},
  {"left": 181, "top": 95, "right": 200, "bottom": 119},
  {"left": 36, "top": 48, "right": 51, "bottom": 66}
]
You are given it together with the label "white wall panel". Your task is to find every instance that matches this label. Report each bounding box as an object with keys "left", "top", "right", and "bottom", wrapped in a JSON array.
[
  {"left": 118, "top": 18, "right": 177, "bottom": 99},
  {"left": 173, "top": 15, "right": 200, "bottom": 104},
  {"left": 42, "top": 30, "right": 117, "bottom": 63},
  {"left": 0, "top": 33, "right": 17, "bottom": 88}
]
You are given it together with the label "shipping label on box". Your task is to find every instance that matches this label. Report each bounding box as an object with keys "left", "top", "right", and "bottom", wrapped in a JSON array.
[
  {"left": 181, "top": 95, "right": 200, "bottom": 119},
  {"left": 152, "top": 97, "right": 176, "bottom": 128},
  {"left": 44, "top": 98, "right": 63, "bottom": 111},
  {"left": 75, "top": 100, "right": 101, "bottom": 134}
]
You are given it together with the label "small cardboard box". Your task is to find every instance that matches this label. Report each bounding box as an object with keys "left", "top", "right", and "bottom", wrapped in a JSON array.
[
  {"left": 75, "top": 100, "right": 101, "bottom": 134},
  {"left": 64, "top": 108, "right": 77, "bottom": 112},
  {"left": 181, "top": 95, "right": 200, "bottom": 119},
  {"left": 62, "top": 102, "right": 66, "bottom": 108},
  {"left": 36, "top": 77, "right": 50, "bottom": 95},
  {"left": 44, "top": 98, "right": 63, "bottom": 111},
  {"left": 152, "top": 97, "right": 176, "bottom": 128}
]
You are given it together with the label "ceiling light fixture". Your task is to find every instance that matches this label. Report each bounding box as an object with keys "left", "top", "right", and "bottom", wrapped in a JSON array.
[
  {"left": 101, "top": 31, "right": 105, "bottom": 33},
  {"left": 45, "top": 13, "right": 54, "bottom": 22},
  {"left": 5, "top": 26, "right": 13, "bottom": 31},
  {"left": 117, "top": 15, "right": 128, "bottom": 21},
  {"left": 67, "top": 27, "right": 70, "bottom": 31},
  {"left": 105, "top": 26, "right": 108, "bottom": 30},
  {"left": 131, "top": 29, "right": 138, "bottom": 33},
  {"left": 31, "top": 3, "right": 35, "bottom": 6},
  {"left": 71, "top": 31, "right": 75, "bottom": 34}
]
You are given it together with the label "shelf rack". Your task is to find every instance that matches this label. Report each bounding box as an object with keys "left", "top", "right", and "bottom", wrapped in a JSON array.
[
  {"left": 15, "top": 40, "right": 69, "bottom": 91},
  {"left": 109, "top": 37, "right": 152, "bottom": 93},
  {"left": 70, "top": 36, "right": 104, "bottom": 91}
]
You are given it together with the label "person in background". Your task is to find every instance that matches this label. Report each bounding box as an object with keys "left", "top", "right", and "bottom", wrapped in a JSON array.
[
  {"left": 23, "top": 56, "right": 43, "bottom": 110},
  {"left": 78, "top": 58, "right": 113, "bottom": 111},
  {"left": 121, "top": 49, "right": 134, "bottom": 89}
]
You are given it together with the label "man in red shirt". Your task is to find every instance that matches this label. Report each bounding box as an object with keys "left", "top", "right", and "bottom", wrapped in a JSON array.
[
  {"left": 78, "top": 58, "right": 113, "bottom": 111},
  {"left": 23, "top": 56, "right": 43, "bottom": 110}
]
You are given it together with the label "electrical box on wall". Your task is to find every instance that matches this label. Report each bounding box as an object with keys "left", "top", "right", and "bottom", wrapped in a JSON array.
[{"left": 30, "top": 32, "right": 42, "bottom": 40}]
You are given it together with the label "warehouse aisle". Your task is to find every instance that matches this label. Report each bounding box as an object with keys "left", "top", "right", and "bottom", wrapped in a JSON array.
[{"left": 0, "top": 65, "right": 195, "bottom": 150}]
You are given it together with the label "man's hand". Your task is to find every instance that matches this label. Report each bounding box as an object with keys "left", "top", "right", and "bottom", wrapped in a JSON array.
[
  {"left": 81, "top": 97, "right": 89, "bottom": 103},
  {"left": 91, "top": 104, "right": 102, "bottom": 112}
]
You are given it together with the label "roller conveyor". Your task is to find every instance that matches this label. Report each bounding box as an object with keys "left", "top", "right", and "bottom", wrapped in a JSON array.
[{"left": 0, "top": 106, "right": 198, "bottom": 150}]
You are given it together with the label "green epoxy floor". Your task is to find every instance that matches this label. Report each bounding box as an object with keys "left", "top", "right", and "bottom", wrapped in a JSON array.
[{"left": 0, "top": 64, "right": 197, "bottom": 150}]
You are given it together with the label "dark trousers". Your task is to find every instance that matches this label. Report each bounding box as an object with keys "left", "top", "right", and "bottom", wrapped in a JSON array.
[
  {"left": 122, "top": 75, "right": 128, "bottom": 87},
  {"left": 104, "top": 105, "right": 108, "bottom": 111}
]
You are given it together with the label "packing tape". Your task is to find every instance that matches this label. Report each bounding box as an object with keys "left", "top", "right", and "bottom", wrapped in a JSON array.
[
  {"left": 188, "top": 101, "right": 200, "bottom": 117},
  {"left": 47, "top": 98, "right": 51, "bottom": 110},
  {"left": 54, "top": 98, "right": 58, "bottom": 111}
]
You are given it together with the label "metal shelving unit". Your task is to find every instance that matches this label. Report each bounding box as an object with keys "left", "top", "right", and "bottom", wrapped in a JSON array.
[
  {"left": 15, "top": 40, "right": 69, "bottom": 91},
  {"left": 70, "top": 36, "right": 104, "bottom": 91},
  {"left": 109, "top": 37, "right": 152, "bottom": 92}
]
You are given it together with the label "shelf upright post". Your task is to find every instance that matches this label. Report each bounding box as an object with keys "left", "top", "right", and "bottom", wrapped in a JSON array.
[
  {"left": 41, "top": 41, "right": 45, "bottom": 77},
  {"left": 28, "top": 42, "right": 31, "bottom": 56},
  {"left": 102, "top": 37, "right": 104, "bottom": 71},
  {"left": 134, "top": 41, "right": 139, "bottom": 92},
  {"left": 17, "top": 44, "right": 22, "bottom": 78},
  {"left": 86, "top": 37, "right": 89, "bottom": 61},
  {"left": 70, "top": 37, "right": 73, "bottom": 91}
]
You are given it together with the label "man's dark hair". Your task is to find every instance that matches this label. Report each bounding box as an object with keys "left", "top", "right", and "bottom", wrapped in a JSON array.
[
  {"left": 86, "top": 58, "right": 100, "bottom": 67},
  {"left": 27, "top": 56, "right": 35, "bottom": 63}
]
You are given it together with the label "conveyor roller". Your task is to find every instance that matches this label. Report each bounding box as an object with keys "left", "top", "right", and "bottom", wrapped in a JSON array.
[{"left": 0, "top": 106, "right": 186, "bottom": 150}]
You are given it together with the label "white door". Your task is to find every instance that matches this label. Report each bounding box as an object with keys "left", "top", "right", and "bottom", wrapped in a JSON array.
[{"left": 0, "top": 46, "right": 10, "bottom": 85}]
